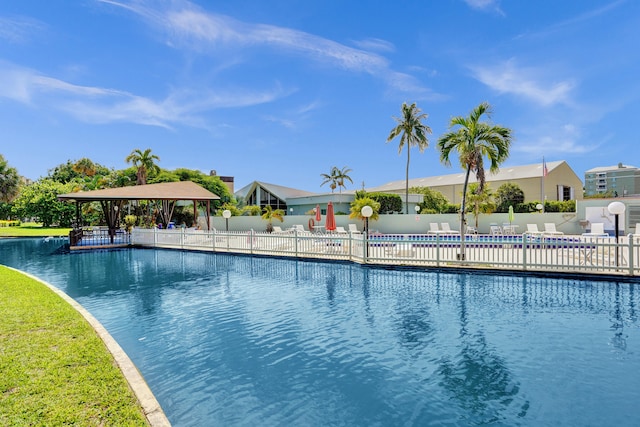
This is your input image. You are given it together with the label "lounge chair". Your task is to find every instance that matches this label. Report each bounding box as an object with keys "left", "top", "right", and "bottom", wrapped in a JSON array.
[
  {"left": 502, "top": 223, "right": 519, "bottom": 235},
  {"left": 428, "top": 223, "right": 445, "bottom": 234},
  {"left": 272, "top": 226, "right": 288, "bottom": 234},
  {"left": 526, "top": 224, "right": 544, "bottom": 236},
  {"left": 440, "top": 223, "right": 459, "bottom": 234},
  {"left": 490, "top": 224, "right": 503, "bottom": 236},
  {"left": 543, "top": 223, "right": 564, "bottom": 236},
  {"left": 334, "top": 226, "right": 348, "bottom": 234},
  {"left": 582, "top": 222, "right": 607, "bottom": 237},
  {"left": 634, "top": 223, "right": 640, "bottom": 236},
  {"left": 348, "top": 224, "right": 362, "bottom": 234}
]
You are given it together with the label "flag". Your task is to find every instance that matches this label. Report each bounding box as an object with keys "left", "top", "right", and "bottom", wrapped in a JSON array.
[{"left": 543, "top": 158, "right": 548, "bottom": 177}]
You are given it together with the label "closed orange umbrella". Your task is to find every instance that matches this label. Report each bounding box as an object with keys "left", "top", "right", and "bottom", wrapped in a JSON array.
[
  {"left": 315, "top": 204, "right": 322, "bottom": 222},
  {"left": 325, "top": 202, "right": 336, "bottom": 231}
]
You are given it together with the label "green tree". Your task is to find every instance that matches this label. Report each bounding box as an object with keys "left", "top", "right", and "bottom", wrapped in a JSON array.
[
  {"left": 12, "top": 179, "right": 76, "bottom": 227},
  {"left": 465, "top": 183, "right": 496, "bottom": 230},
  {"left": 0, "top": 154, "right": 20, "bottom": 203},
  {"left": 242, "top": 205, "right": 263, "bottom": 216},
  {"left": 495, "top": 182, "right": 524, "bottom": 213},
  {"left": 72, "top": 158, "right": 98, "bottom": 177},
  {"left": 125, "top": 148, "right": 160, "bottom": 185},
  {"left": 409, "top": 186, "right": 450, "bottom": 213},
  {"left": 150, "top": 170, "right": 180, "bottom": 183},
  {"left": 48, "top": 159, "right": 111, "bottom": 185},
  {"left": 367, "top": 192, "right": 402, "bottom": 214},
  {"left": 437, "top": 102, "right": 512, "bottom": 258},
  {"left": 155, "top": 168, "right": 235, "bottom": 207},
  {"left": 217, "top": 203, "right": 242, "bottom": 217},
  {"left": 387, "top": 102, "right": 432, "bottom": 214}
]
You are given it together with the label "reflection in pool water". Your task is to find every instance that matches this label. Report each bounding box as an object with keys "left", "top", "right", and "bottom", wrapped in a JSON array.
[{"left": 1, "top": 238, "right": 639, "bottom": 426}]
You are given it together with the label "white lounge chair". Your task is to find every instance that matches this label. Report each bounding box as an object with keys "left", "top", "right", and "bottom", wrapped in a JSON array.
[
  {"left": 582, "top": 222, "right": 607, "bottom": 237},
  {"left": 429, "top": 223, "right": 442, "bottom": 234},
  {"left": 291, "top": 224, "right": 309, "bottom": 234},
  {"left": 543, "top": 223, "right": 564, "bottom": 236},
  {"left": 272, "top": 226, "right": 288, "bottom": 234},
  {"left": 526, "top": 224, "right": 544, "bottom": 236},
  {"left": 440, "top": 223, "right": 459, "bottom": 234},
  {"left": 334, "top": 226, "right": 348, "bottom": 234},
  {"left": 634, "top": 223, "right": 640, "bottom": 236},
  {"left": 490, "top": 224, "right": 503, "bottom": 236},
  {"left": 348, "top": 224, "right": 362, "bottom": 234}
]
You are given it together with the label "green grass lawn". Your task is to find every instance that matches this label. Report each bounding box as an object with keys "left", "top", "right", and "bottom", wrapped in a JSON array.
[
  {"left": 0, "top": 223, "right": 71, "bottom": 238},
  {"left": 0, "top": 266, "right": 149, "bottom": 426}
]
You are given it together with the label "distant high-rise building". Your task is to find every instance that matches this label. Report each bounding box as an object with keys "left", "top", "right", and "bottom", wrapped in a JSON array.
[{"left": 584, "top": 163, "right": 640, "bottom": 197}]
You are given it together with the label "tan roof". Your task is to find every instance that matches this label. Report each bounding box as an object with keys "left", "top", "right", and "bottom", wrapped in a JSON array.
[
  {"left": 368, "top": 160, "right": 565, "bottom": 192},
  {"left": 58, "top": 181, "right": 220, "bottom": 201}
]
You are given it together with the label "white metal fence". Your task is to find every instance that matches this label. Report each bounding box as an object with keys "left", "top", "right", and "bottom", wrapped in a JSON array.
[{"left": 131, "top": 228, "right": 640, "bottom": 276}]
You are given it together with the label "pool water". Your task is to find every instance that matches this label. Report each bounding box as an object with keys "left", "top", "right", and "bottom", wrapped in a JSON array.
[{"left": 2, "top": 238, "right": 639, "bottom": 426}]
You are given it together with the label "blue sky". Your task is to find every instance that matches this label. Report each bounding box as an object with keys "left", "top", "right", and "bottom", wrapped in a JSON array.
[{"left": 1, "top": 0, "right": 638, "bottom": 192}]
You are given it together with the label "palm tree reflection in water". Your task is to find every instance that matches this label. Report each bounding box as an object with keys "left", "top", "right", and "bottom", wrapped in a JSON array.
[{"left": 437, "top": 275, "right": 530, "bottom": 422}]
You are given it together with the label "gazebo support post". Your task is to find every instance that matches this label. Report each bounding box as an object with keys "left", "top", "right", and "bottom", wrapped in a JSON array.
[
  {"left": 206, "top": 200, "right": 211, "bottom": 230},
  {"left": 193, "top": 200, "right": 198, "bottom": 227}
]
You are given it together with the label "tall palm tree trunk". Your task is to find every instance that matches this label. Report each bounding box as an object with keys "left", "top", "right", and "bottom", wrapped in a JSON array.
[
  {"left": 405, "top": 146, "right": 410, "bottom": 214},
  {"left": 459, "top": 167, "right": 472, "bottom": 260}
]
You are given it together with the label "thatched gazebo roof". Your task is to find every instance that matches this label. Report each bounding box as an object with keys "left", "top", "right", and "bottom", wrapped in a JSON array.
[
  {"left": 59, "top": 181, "right": 220, "bottom": 240},
  {"left": 58, "top": 181, "right": 220, "bottom": 202}
]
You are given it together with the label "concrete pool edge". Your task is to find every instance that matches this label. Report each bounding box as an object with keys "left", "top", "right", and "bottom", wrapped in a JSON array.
[{"left": 5, "top": 266, "right": 172, "bottom": 427}]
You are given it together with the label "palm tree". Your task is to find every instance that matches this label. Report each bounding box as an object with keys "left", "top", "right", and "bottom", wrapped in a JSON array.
[
  {"left": 0, "top": 154, "right": 20, "bottom": 203},
  {"left": 349, "top": 197, "right": 380, "bottom": 222},
  {"left": 465, "top": 183, "right": 496, "bottom": 230},
  {"left": 336, "top": 166, "right": 353, "bottom": 193},
  {"left": 261, "top": 205, "right": 285, "bottom": 233},
  {"left": 437, "top": 102, "right": 512, "bottom": 259},
  {"left": 387, "top": 102, "right": 432, "bottom": 214},
  {"left": 320, "top": 167, "right": 339, "bottom": 193},
  {"left": 321, "top": 166, "right": 353, "bottom": 194},
  {"left": 321, "top": 166, "right": 353, "bottom": 193},
  {"left": 125, "top": 148, "right": 160, "bottom": 185}
]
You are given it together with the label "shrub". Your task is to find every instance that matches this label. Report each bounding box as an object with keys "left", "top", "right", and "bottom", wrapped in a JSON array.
[{"left": 367, "top": 192, "right": 402, "bottom": 214}]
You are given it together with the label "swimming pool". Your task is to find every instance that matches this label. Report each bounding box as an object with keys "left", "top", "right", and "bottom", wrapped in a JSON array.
[{"left": 2, "top": 238, "right": 639, "bottom": 426}]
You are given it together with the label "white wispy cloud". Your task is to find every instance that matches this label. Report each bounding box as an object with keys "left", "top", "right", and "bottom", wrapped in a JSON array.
[
  {"left": 463, "top": 0, "right": 504, "bottom": 15},
  {"left": 165, "top": 8, "right": 389, "bottom": 72},
  {"left": 0, "top": 61, "right": 286, "bottom": 128},
  {"left": 0, "top": 15, "right": 45, "bottom": 43},
  {"left": 515, "top": 0, "right": 627, "bottom": 40},
  {"left": 98, "top": 0, "right": 438, "bottom": 96},
  {"left": 516, "top": 123, "right": 599, "bottom": 156},
  {"left": 470, "top": 59, "right": 575, "bottom": 106},
  {"left": 351, "top": 38, "right": 395, "bottom": 53}
]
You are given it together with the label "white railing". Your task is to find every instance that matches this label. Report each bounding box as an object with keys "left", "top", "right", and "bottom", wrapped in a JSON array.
[{"left": 130, "top": 228, "right": 640, "bottom": 276}]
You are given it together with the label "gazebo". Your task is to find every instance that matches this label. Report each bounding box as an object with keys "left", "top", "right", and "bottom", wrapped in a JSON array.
[{"left": 58, "top": 181, "right": 220, "bottom": 244}]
